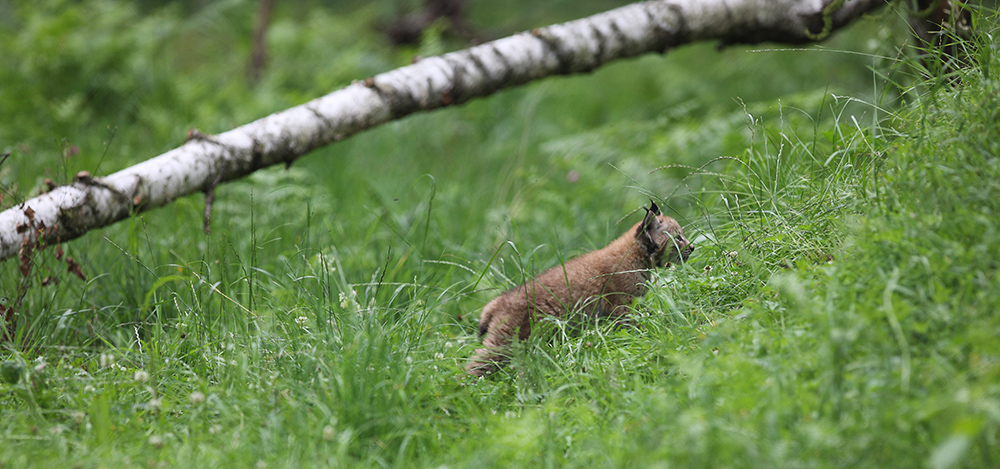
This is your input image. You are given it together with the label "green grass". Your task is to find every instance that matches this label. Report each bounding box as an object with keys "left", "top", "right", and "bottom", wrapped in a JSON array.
[{"left": 3, "top": 1, "right": 999, "bottom": 467}]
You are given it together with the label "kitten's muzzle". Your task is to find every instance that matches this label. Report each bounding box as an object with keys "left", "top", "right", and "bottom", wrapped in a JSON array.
[
  {"left": 680, "top": 244, "right": 694, "bottom": 262},
  {"left": 676, "top": 236, "right": 693, "bottom": 262}
]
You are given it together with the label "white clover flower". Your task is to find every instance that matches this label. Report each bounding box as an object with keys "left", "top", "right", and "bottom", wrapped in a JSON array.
[
  {"left": 322, "top": 425, "right": 336, "bottom": 441},
  {"left": 100, "top": 353, "right": 114, "bottom": 367},
  {"left": 133, "top": 370, "right": 149, "bottom": 382},
  {"left": 189, "top": 391, "right": 206, "bottom": 404},
  {"left": 149, "top": 435, "right": 163, "bottom": 448}
]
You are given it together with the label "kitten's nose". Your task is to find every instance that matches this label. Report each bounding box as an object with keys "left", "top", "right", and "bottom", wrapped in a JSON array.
[{"left": 681, "top": 239, "right": 693, "bottom": 261}]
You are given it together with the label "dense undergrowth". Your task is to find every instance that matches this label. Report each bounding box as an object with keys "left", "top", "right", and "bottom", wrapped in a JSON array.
[{"left": 2, "top": 0, "right": 998, "bottom": 467}]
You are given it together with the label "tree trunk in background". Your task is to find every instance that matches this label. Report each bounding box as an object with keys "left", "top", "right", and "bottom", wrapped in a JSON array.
[
  {"left": 248, "top": 0, "right": 274, "bottom": 84},
  {"left": 908, "top": 0, "right": 974, "bottom": 78},
  {"left": 382, "top": 0, "right": 474, "bottom": 46},
  {"left": 0, "top": 0, "right": 889, "bottom": 263}
]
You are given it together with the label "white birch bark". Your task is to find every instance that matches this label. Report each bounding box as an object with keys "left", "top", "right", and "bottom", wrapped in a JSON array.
[{"left": 0, "top": 0, "right": 886, "bottom": 262}]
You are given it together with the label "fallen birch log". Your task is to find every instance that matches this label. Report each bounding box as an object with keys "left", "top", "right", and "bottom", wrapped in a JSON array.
[{"left": 0, "top": 0, "right": 886, "bottom": 263}]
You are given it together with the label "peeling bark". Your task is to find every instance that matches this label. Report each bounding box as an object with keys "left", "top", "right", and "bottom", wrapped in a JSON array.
[{"left": 0, "top": 0, "right": 887, "bottom": 263}]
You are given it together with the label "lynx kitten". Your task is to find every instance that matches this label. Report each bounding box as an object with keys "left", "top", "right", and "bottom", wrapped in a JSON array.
[{"left": 467, "top": 201, "right": 693, "bottom": 377}]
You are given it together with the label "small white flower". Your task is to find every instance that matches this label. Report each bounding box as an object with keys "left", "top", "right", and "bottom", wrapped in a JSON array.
[
  {"left": 149, "top": 398, "right": 162, "bottom": 411},
  {"left": 444, "top": 341, "right": 453, "bottom": 349},
  {"left": 133, "top": 370, "right": 149, "bottom": 382},
  {"left": 209, "top": 424, "right": 222, "bottom": 435},
  {"left": 405, "top": 356, "right": 413, "bottom": 364},
  {"left": 295, "top": 316, "right": 309, "bottom": 327},
  {"left": 434, "top": 353, "right": 444, "bottom": 360},
  {"left": 727, "top": 251, "right": 738, "bottom": 259},
  {"left": 149, "top": 435, "right": 163, "bottom": 448},
  {"left": 100, "top": 353, "right": 114, "bottom": 367},
  {"left": 189, "top": 391, "right": 206, "bottom": 404},
  {"left": 322, "top": 425, "right": 336, "bottom": 441}
]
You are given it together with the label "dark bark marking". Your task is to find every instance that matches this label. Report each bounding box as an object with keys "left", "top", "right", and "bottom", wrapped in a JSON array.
[
  {"left": 645, "top": 4, "right": 686, "bottom": 53},
  {"left": 386, "top": 83, "right": 421, "bottom": 120},
  {"left": 306, "top": 105, "right": 339, "bottom": 143},
  {"left": 442, "top": 55, "right": 466, "bottom": 104},
  {"left": 131, "top": 175, "right": 147, "bottom": 209},
  {"left": 72, "top": 171, "right": 132, "bottom": 213},
  {"left": 424, "top": 76, "right": 435, "bottom": 107},
  {"left": 464, "top": 50, "right": 492, "bottom": 87},
  {"left": 250, "top": 137, "right": 266, "bottom": 171},
  {"left": 594, "top": 22, "right": 611, "bottom": 63},
  {"left": 530, "top": 29, "right": 574, "bottom": 75},
  {"left": 489, "top": 44, "right": 515, "bottom": 84}
]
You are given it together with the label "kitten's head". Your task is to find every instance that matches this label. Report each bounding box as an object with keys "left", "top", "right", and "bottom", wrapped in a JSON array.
[{"left": 636, "top": 200, "right": 693, "bottom": 268}]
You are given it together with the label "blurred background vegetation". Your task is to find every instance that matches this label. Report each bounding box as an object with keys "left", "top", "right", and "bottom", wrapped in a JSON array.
[{"left": 0, "top": 0, "right": 904, "bottom": 286}]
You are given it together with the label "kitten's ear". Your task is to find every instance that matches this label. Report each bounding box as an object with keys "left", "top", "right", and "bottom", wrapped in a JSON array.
[
  {"left": 649, "top": 199, "right": 661, "bottom": 215},
  {"left": 637, "top": 203, "right": 659, "bottom": 243}
]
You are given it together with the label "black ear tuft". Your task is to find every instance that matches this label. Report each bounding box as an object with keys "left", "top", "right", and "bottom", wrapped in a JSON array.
[
  {"left": 648, "top": 199, "right": 661, "bottom": 215},
  {"left": 637, "top": 202, "right": 659, "bottom": 243}
]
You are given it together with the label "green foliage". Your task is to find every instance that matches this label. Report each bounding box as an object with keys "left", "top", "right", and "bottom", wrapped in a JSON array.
[{"left": 3, "top": 0, "right": 999, "bottom": 467}]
